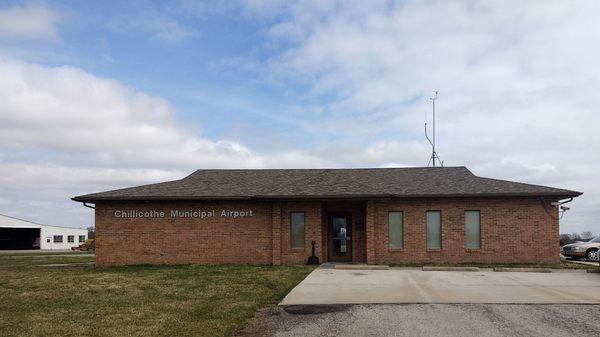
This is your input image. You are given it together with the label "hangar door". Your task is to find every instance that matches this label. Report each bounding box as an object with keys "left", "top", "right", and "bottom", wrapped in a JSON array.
[{"left": 0, "top": 228, "right": 41, "bottom": 250}]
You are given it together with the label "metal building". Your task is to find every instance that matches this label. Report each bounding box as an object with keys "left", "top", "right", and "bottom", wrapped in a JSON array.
[{"left": 0, "top": 213, "right": 88, "bottom": 250}]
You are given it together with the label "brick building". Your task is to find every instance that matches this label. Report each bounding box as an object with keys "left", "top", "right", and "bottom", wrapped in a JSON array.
[{"left": 72, "top": 167, "right": 581, "bottom": 267}]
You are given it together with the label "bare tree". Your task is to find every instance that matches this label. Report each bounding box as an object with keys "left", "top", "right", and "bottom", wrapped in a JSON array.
[
  {"left": 580, "top": 231, "right": 594, "bottom": 241},
  {"left": 560, "top": 232, "right": 597, "bottom": 246},
  {"left": 559, "top": 234, "right": 572, "bottom": 246},
  {"left": 571, "top": 233, "right": 582, "bottom": 242}
]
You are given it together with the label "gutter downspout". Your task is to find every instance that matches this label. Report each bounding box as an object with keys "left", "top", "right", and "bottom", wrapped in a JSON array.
[
  {"left": 540, "top": 197, "right": 575, "bottom": 220},
  {"left": 551, "top": 197, "right": 573, "bottom": 208},
  {"left": 83, "top": 202, "right": 95, "bottom": 210}
]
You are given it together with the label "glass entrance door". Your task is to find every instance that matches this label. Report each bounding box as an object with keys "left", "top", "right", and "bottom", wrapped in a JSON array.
[{"left": 328, "top": 212, "right": 352, "bottom": 262}]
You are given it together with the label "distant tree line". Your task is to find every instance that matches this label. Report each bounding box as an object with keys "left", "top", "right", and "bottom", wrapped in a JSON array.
[{"left": 560, "top": 231, "right": 595, "bottom": 246}]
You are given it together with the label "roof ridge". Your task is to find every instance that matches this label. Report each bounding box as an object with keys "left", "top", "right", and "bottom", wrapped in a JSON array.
[{"left": 187, "top": 166, "right": 468, "bottom": 173}]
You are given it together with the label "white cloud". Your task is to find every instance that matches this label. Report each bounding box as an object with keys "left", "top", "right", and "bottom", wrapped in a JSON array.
[
  {"left": 1, "top": 1, "right": 599, "bottom": 235},
  {"left": 0, "top": 58, "right": 423, "bottom": 228},
  {"left": 0, "top": 58, "right": 336, "bottom": 171},
  {"left": 0, "top": 58, "right": 332, "bottom": 227},
  {"left": 243, "top": 0, "right": 600, "bottom": 233},
  {"left": 0, "top": 5, "right": 61, "bottom": 41}
]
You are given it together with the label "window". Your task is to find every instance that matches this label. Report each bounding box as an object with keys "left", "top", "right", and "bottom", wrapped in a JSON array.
[
  {"left": 426, "top": 211, "right": 441, "bottom": 249},
  {"left": 53, "top": 235, "right": 63, "bottom": 243},
  {"left": 46, "top": 238, "right": 51, "bottom": 243},
  {"left": 388, "top": 211, "right": 404, "bottom": 249},
  {"left": 67, "top": 235, "right": 74, "bottom": 243},
  {"left": 290, "top": 212, "right": 305, "bottom": 250},
  {"left": 465, "top": 211, "right": 481, "bottom": 249},
  {"left": 79, "top": 235, "right": 86, "bottom": 243}
]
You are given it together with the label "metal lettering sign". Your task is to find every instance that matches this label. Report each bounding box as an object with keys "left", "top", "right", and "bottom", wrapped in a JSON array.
[{"left": 113, "top": 209, "right": 255, "bottom": 218}]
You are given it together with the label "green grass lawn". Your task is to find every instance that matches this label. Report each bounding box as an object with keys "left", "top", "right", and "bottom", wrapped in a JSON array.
[{"left": 0, "top": 254, "right": 314, "bottom": 337}]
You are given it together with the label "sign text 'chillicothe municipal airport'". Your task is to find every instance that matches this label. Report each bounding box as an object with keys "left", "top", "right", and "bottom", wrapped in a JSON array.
[{"left": 113, "top": 209, "right": 254, "bottom": 219}]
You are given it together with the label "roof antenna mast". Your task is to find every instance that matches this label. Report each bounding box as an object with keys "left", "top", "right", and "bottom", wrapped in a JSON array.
[{"left": 425, "top": 90, "right": 443, "bottom": 167}]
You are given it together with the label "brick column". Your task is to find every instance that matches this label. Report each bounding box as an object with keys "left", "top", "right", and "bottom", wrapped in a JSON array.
[
  {"left": 271, "top": 202, "right": 282, "bottom": 265},
  {"left": 313, "top": 202, "right": 323, "bottom": 262},
  {"left": 366, "top": 201, "right": 376, "bottom": 265}
]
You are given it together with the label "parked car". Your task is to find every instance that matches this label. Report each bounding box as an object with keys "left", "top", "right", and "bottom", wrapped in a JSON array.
[{"left": 561, "top": 236, "right": 600, "bottom": 261}]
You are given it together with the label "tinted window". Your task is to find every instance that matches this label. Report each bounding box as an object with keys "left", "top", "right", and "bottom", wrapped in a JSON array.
[
  {"left": 465, "top": 211, "right": 481, "bottom": 249},
  {"left": 290, "top": 212, "right": 305, "bottom": 249},
  {"left": 388, "top": 212, "right": 403, "bottom": 249},
  {"left": 426, "top": 211, "right": 441, "bottom": 249}
]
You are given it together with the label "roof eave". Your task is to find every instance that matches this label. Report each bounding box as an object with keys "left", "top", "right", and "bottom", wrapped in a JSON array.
[{"left": 72, "top": 191, "right": 582, "bottom": 203}]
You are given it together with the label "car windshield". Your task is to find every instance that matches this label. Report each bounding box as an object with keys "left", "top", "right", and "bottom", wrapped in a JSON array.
[{"left": 590, "top": 236, "right": 600, "bottom": 243}]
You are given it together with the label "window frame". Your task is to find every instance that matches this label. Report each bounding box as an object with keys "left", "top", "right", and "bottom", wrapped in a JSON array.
[
  {"left": 67, "top": 235, "right": 74, "bottom": 243},
  {"left": 464, "top": 210, "right": 481, "bottom": 249},
  {"left": 290, "top": 211, "right": 306, "bottom": 251},
  {"left": 426, "top": 210, "right": 442, "bottom": 250},
  {"left": 388, "top": 211, "right": 404, "bottom": 250},
  {"left": 79, "top": 235, "right": 86, "bottom": 243},
  {"left": 53, "top": 235, "right": 63, "bottom": 243}
]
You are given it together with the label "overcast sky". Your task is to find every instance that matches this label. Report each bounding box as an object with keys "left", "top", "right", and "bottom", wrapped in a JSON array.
[{"left": 0, "top": 1, "right": 598, "bottom": 234}]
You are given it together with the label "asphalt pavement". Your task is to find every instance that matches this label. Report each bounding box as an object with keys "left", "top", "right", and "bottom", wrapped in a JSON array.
[{"left": 256, "top": 304, "right": 600, "bottom": 337}]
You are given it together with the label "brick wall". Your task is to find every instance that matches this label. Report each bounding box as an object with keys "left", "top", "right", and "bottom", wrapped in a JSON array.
[
  {"left": 369, "top": 197, "right": 560, "bottom": 265},
  {"left": 94, "top": 197, "right": 560, "bottom": 266},
  {"left": 279, "top": 201, "right": 323, "bottom": 264},
  {"left": 94, "top": 201, "right": 273, "bottom": 267}
]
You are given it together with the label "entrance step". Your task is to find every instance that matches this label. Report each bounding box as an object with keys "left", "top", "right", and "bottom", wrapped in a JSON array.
[{"left": 327, "top": 263, "right": 389, "bottom": 270}]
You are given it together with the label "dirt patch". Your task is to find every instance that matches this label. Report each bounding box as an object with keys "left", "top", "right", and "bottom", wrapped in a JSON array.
[
  {"left": 235, "top": 304, "right": 353, "bottom": 337},
  {"left": 282, "top": 305, "right": 351, "bottom": 315},
  {"left": 235, "top": 306, "right": 280, "bottom": 337}
]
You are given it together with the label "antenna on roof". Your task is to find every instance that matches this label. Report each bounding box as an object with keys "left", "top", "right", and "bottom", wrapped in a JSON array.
[{"left": 425, "top": 90, "right": 443, "bottom": 167}]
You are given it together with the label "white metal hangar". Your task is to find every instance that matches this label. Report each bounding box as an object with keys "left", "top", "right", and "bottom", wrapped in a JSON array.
[{"left": 0, "top": 213, "right": 88, "bottom": 250}]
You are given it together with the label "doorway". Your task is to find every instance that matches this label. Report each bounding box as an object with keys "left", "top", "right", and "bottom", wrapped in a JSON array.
[
  {"left": 327, "top": 212, "right": 352, "bottom": 262},
  {"left": 0, "top": 228, "right": 40, "bottom": 250}
]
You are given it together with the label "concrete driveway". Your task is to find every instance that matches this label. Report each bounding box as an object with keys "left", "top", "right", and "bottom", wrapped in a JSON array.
[{"left": 280, "top": 266, "right": 600, "bottom": 305}]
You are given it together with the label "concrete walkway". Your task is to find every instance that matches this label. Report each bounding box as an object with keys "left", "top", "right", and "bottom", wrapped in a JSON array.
[
  {"left": 280, "top": 266, "right": 600, "bottom": 305},
  {"left": 566, "top": 259, "right": 599, "bottom": 266}
]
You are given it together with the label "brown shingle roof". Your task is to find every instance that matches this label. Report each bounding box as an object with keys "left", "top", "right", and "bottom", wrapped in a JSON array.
[{"left": 72, "top": 167, "right": 581, "bottom": 202}]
